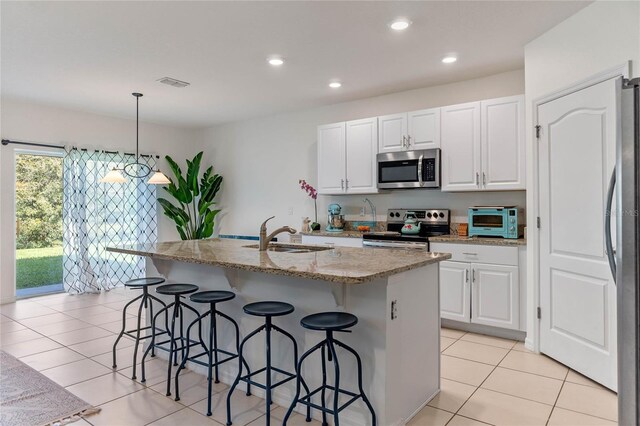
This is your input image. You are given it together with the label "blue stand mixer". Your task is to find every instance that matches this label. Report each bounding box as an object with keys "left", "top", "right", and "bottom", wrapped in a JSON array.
[{"left": 326, "top": 203, "right": 345, "bottom": 232}]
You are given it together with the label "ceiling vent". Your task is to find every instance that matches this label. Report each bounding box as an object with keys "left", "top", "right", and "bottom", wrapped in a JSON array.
[{"left": 157, "top": 77, "right": 190, "bottom": 88}]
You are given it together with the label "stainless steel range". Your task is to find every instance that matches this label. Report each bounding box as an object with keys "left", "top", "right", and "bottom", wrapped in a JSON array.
[{"left": 363, "top": 209, "right": 450, "bottom": 249}]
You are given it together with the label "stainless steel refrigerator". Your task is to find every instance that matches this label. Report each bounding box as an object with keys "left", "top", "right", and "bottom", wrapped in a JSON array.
[{"left": 607, "top": 76, "right": 640, "bottom": 425}]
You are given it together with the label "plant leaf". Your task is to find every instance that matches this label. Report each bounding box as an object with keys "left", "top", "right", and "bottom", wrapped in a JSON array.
[
  {"left": 165, "top": 155, "right": 183, "bottom": 180},
  {"left": 187, "top": 152, "right": 203, "bottom": 197}
]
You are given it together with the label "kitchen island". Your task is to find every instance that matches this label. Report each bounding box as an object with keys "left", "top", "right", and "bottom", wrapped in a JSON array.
[{"left": 108, "top": 239, "right": 450, "bottom": 426}]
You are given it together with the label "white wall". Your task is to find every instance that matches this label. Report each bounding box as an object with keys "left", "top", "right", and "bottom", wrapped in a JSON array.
[
  {"left": 523, "top": 0, "right": 640, "bottom": 349},
  {"left": 0, "top": 98, "right": 201, "bottom": 303},
  {"left": 199, "top": 69, "right": 526, "bottom": 236}
]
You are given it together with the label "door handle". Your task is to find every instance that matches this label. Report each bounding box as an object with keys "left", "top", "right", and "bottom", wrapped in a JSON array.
[
  {"left": 605, "top": 167, "right": 616, "bottom": 284},
  {"left": 482, "top": 172, "right": 486, "bottom": 186},
  {"left": 465, "top": 269, "right": 469, "bottom": 282},
  {"left": 472, "top": 268, "right": 476, "bottom": 282},
  {"left": 407, "top": 135, "right": 412, "bottom": 147},
  {"left": 401, "top": 136, "right": 407, "bottom": 149},
  {"left": 341, "top": 179, "right": 344, "bottom": 191},
  {"left": 345, "top": 179, "right": 349, "bottom": 190},
  {"left": 476, "top": 172, "right": 479, "bottom": 186},
  {"left": 418, "top": 154, "right": 424, "bottom": 187}
]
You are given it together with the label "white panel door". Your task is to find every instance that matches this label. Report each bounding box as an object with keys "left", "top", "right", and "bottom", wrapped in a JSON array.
[
  {"left": 538, "top": 78, "right": 618, "bottom": 390},
  {"left": 471, "top": 263, "right": 519, "bottom": 330},
  {"left": 346, "top": 117, "right": 378, "bottom": 194},
  {"left": 441, "top": 102, "right": 481, "bottom": 191},
  {"left": 408, "top": 108, "right": 440, "bottom": 150},
  {"left": 440, "top": 261, "right": 470, "bottom": 322},
  {"left": 378, "top": 113, "right": 407, "bottom": 153},
  {"left": 481, "top": 95, "right": 525, "bottom": 190},
  {"left": 317, "top": 122, "right": 346, "bottom": 194}
]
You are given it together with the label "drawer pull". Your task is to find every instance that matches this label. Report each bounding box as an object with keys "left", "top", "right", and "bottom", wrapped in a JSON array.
[{"left": 462, "top": 252, "right": 478, "bottom": 256}]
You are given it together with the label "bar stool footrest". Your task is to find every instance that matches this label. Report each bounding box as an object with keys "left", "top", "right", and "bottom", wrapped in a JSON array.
[
  {"left": 238, "top": 366, "right": 296, "bottom": 391},
  {"left": 186, "top": 351, "right": 238, "bottom": 369},
  {"left": 297, "top": 384, "right": 361, "bottom": 415}
]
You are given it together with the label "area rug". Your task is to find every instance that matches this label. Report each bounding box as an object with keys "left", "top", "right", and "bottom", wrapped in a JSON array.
[{"left": 0, "top": 351, "right": 100, "bottom": 426}]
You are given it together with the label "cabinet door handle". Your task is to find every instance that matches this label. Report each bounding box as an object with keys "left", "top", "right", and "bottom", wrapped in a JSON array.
[
  {"left": 476, "top": 172, "right": 479, "bottom": 186},
  {"left": 341, "top": 179, "right": 344, "bottom": 190},
  {"left": 345, "top": 179, "right": 349, "bottom": 190},
  {"left": 472, "top": 269, "right": 476, "bottom": 282},
  {"left": 407, "top": 135, "right": 412, "bottom": 147},
  {"left": 401, "top": 135, "right": 407, "bottom": 149},
  {"left": 465, "top": 269, "right": 469, "bottom": 282},
  {"left": 483, "top": 172, "right": 486, "bottom": 186}
]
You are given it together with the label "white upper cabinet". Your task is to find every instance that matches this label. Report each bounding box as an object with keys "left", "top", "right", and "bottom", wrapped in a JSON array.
[
  {"left": 318, "top": 118, "right": 378, "bottom": 195},
  {"left": 346, "top": 117, "right": 378, "bottom": 194},
  {"left": 408, "top": 108, "right": 441, "bottom": 150},
  {"left": 317, "top": 122, "right": 346, "bottom": 194},
  {"left": 441, "top": 95, "right": 525, "bottom": 192},
  {"left": 378, "top": 108, "right": 441, "bottom": 153},
  {"left": 378, "top": 113, "right": 407, "bottom": 153},
  {"left": 441, "top": 102, "right": 482, "bottom": 191},
  {"left": 481, "top": 95, "right": 525, "bottom": 190}
]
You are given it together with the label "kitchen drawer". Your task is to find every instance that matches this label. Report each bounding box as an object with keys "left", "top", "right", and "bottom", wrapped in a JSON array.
[
  {"left": 430, "top": 243, "right": 518, "bottom": 266},
  {"left": 301, "top": 235, "right": 363, "bottom": 248}
]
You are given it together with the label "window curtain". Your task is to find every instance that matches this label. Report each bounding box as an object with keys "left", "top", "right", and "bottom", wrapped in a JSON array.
[{"left": 62, "top": 149, "right": 158, "bottom": 294}]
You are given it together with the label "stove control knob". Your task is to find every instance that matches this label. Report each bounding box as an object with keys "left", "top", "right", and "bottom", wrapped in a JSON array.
[
  {"left": 395, "top": 212, "right": 400, "bottom": 218},
  {"left": 389, "top": 212, "right": 394, "bottom": 217},
  {"left": 439, "top": 212, "right": 445, "bottom": 218},
  {"left": 427, "top": 212, "right": 433, "bottom": 218}
]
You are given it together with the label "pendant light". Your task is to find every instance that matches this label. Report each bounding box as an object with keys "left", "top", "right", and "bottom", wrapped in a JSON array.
[{"left": 100, "top": 93, "right": 171, "bottom": 185}]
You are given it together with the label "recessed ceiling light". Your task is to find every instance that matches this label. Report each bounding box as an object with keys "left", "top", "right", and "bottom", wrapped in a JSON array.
[
  {"left": 389, "top": 18, "right": 411, "bottom": 31},
  {"left": 329, "top": 81, "right": 342, "bottom": 89},
  {"left": 268, "top": 56, "right": 284, "bottom": 66},
  {"left": 442, "top": 56, "right": 458, "bottom": 64}
]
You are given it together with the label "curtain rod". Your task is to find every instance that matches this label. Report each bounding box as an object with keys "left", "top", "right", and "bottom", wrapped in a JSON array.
[{"left": 1, "top": 139, "right": 160, "bottom": 159}]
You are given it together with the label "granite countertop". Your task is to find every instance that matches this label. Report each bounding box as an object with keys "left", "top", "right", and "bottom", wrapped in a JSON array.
[
  {"left": 107, "top": 239, "right": 451, "bottom": 285},
  {"left": 429, "top": 235, "right": 527, "bottom": 247},
  {"left": 300, "top": 230, "right": 367, "bottom": 239}
]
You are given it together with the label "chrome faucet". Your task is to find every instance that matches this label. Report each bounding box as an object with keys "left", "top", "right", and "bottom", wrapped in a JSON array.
[
  {"left": 364, "top": 198, "right": 377, "bottom": 223},
  {"left": 259, "top": 216, "right": 297, "bottom": 251}
]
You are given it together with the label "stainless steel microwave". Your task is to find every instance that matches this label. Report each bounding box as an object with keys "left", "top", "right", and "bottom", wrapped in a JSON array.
[{"left": 377, "top": 149, "right": 440, "bottom": 189}]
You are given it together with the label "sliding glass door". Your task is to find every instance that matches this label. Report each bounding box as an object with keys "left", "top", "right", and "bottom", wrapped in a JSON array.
[{"left": 15, "top": 151, "right": 64, "bottom": 298}]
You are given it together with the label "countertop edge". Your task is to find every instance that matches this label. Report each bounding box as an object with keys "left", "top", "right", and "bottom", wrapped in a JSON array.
[
  {"left": 429, "top": 236, "right": 527, "bottom": 246},
  {"left": 106, "top": 247, "right": 451, "bottom": 285}
]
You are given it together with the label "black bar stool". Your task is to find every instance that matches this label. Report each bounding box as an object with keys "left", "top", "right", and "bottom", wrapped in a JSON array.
[
  {"left": 283, "top": 312, "right": 376, "bottom": 426},
  {"left": 112, "top": 277, "right": 168, "bottom": 380},
  {"left": 174, "top": 290, "right": 251, "bottom": 416},
  {"left": 226, "top": 301, "right": 310, "bottom": 426},
  {"left": 140, "top": 284, "right": 205, "bottom": 396}
]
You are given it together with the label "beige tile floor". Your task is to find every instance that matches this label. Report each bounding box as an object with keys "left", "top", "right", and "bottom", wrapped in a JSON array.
[{"left": 0, "top": 289, "right": 618, "bottom": 426}]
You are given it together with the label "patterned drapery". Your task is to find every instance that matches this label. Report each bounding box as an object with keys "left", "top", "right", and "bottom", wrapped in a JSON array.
[{"left": 62, "top": 149, "right": 158, "bottom": 294}]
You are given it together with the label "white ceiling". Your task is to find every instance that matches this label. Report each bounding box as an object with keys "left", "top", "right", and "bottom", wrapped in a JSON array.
[{"left": 1, "top": 1, "right": 590, "bottom": 129}]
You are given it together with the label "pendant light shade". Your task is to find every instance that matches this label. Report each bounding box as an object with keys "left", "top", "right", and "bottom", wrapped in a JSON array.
[
  {"left": 147, "top": 170, "right": 171, "bottom": 185},
  {"left": 100, "top": 168, "right": 127, "bottom": 183},
  {"left": 100, "top": 92, "right": 170, "bottom": 185}
]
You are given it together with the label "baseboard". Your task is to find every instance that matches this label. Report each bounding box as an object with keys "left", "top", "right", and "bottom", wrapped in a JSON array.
[
  {"left": 524, "top": 336, "right": 537, "bottom": 353},
  {"left": 441, "top": 319, "right": 526, "bottom": 341},
  {"left": 1, "top": 296, "right": 16, "bottom": 305},
  {"left": 402, "top": 387, "right": 441, "bottom": 425}
]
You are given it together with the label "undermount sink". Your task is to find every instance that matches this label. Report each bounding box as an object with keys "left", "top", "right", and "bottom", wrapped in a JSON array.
[{"left": 244, "top": 244, "right": 333, "bottom": 253}]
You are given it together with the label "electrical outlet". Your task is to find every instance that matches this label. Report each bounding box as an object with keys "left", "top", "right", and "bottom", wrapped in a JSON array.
[
  {"left": 360, "top": 207, "right": 366, "bottom": 216},
  {"left": 288, "top": 207, "right": 294, "bottom": 215}
]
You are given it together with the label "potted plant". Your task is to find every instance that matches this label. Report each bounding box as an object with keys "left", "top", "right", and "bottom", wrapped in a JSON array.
[
  {"left": 299, "top": 179, "right": 320, "bottom": 231},
  {"left": 158, "top": 152, "right": 223, "bottom": 240}
]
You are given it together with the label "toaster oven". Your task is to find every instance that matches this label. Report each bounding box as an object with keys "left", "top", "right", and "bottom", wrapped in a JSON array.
[{"left": 468, "top": 206, "right": 523, "bottom": 239}]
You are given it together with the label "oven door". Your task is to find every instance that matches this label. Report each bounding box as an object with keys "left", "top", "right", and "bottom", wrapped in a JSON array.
[
  {"left": 469, "top": 211, "right": 508, "bottom": 237},
  {"left": 377, "top": 149, "right": 440, "bottom": 189}
]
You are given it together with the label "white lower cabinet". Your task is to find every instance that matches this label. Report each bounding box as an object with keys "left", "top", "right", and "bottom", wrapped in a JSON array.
[
  {"left": 471, "top": 263, "right": 519, "bottom": 330},
  {"left": 440, "top": 261, "right": 471, "bottom": 323},
  {"left": 433, "top": 242, "right": 523, "bottom": 331}
]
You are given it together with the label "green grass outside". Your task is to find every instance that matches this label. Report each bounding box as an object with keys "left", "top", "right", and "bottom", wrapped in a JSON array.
[{"left": 16, "top": 246, "right": 63, "bottom": 289}]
